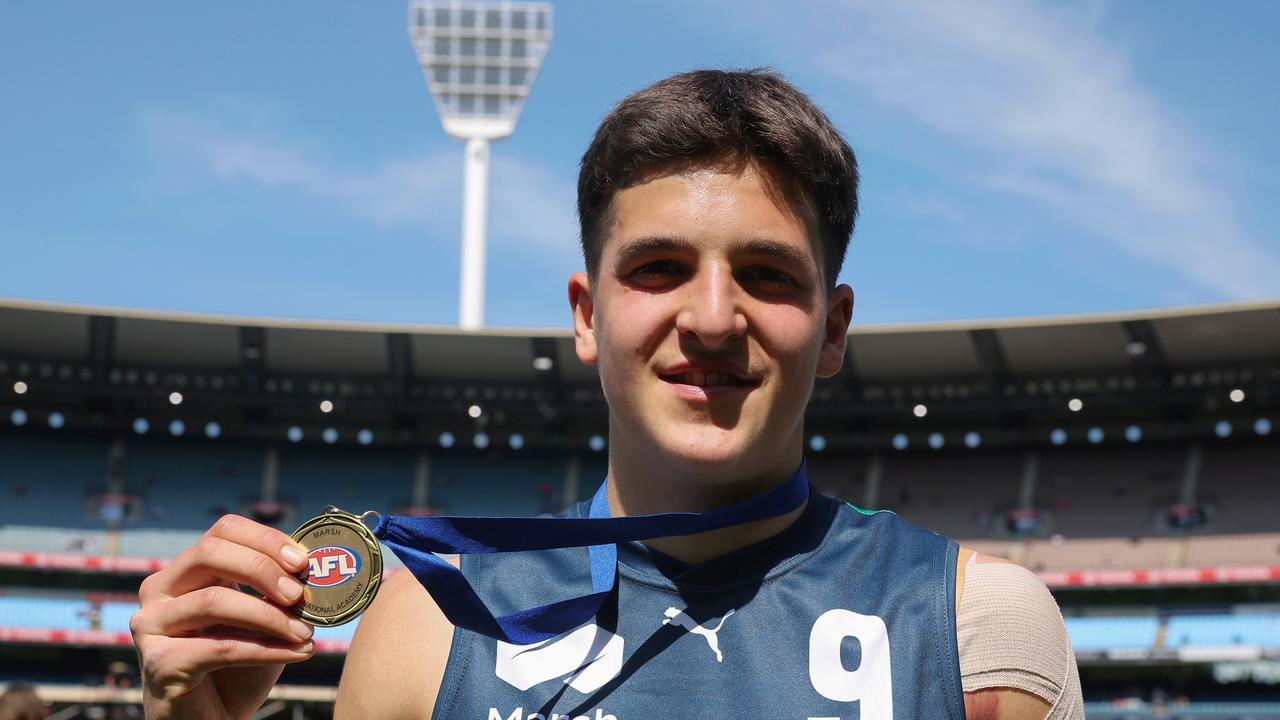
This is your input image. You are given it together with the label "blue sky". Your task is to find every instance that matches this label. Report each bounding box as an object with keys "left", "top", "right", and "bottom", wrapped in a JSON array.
[{"left": 2, "top": 1, "right": 1278, "bottom": 330}]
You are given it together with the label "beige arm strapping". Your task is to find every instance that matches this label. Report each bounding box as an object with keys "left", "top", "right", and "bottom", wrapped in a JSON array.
[{"left": 957, "top": 559, "right": 1084, "bottom": 720}]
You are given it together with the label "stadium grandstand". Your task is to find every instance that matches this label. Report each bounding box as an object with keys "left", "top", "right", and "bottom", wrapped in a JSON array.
[{"left": 0, "top": 295, "right": 1277, "bottom": 718}]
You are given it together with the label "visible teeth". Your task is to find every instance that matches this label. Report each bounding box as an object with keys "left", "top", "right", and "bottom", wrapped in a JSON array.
[{"left": 672, "top": 371, "right": 740, "bottom": 387}]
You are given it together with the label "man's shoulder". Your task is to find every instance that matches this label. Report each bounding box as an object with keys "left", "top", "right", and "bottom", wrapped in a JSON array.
[
  {"left": 954, "top": 548, "right": 1055, "bottom": 616},
  {"left": 954, "top": 549, "right": 1071, "bottom": 720}
]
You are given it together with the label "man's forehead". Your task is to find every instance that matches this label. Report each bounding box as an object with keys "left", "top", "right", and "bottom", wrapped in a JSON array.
[{"left": 600, "top": 167, "right": 821, "bottom": 274}]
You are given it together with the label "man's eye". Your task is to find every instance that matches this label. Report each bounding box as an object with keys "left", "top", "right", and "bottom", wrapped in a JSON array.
[
  {"left": 746, "top": 267, "right": 797, "bottom": 287},
  {"left": 630, "top": 261, "right": 682, "bottom": 279}
]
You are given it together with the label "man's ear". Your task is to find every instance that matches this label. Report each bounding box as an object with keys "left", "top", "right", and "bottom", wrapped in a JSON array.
[
  {"left": 568, "top": 271, "right": 598, "bottom": 366},
  {"left": 815, "top": 283, "right": 854, "bottom": 379}
]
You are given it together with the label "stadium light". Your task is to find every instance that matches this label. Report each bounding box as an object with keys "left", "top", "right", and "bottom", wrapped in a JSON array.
[
  {"left": 205, "top": 421, "right": 222, "bottom": 439},
  {"left": 532, "top": 356, "right": 554, "bottom": 371},
  {"left": 588, "top": 434, "right": 606, "bottom": 452},
  {"left": 1256, "top": 418, "right": 1273, "bottom": 436},
  {"left": 12, "top": 381, "right": 27, "bottom": 395},
  {"left": 1049, "top": 428, "right": 1067, "bottom": 446},
  {"left": 169, "top": 420, "right": 185, "bottom": 437},
  {"left": 809, "top": 435, "right": 827, "bottom": 452},
  {"left": 10, "top": 409, "right": 28, "bottom": 426},
  {"left": 319, "top": 400, "right": 334, "bottom": 414},
  {"left": 1229, "top": 388, "right": 1246, "bottom": 403},
  {"left": 168, "top": 391, "right": 183, "bottom": 406},
  {"left": 1125, "top": 424, "right": 1143, "bottom": 443},
  {"left": 322, "top": 428, "right": 339, "bottom": 444},
  {"left": 1214, "top": 420, "right": 1233, "bottom": 439},
  {"left": 474, "top": 432, "right": 490, "bottom": 449},
  {"left": 913, "top": 404, "right": 928, "bottom": 418},
  {"left": 409, "top": 1, "right": 553, "bottom": 330},
  {"left": 964, "top": 431, "right": 981, "bottom": 449},
  {"left": 287, "top": 426, "right": 304, "bottom": 443},
  {"left": 133, "top": 418, "right": 150, "bottom": 435},
  {"left": 358, "top": 429, "right": 374, "bottom": 446},
  {"left": 439, "top": 431, "right": 457, "bottom": 448},
  {"left": 891, "top": 433, "right": 909, "bottom": 450},
  {"left": 1087, "top": 427, "right": 1104, "bottom": 444},
  {"left": 468, "top": 404, "right": 483, "bottom": 418},
  {"left": 47, "top": 412, "right": 65, "bottom": 430},
  {"left": 508, "top": 432, "right": 524, "bottom": 449},
  {"left": 927, "top": 432, "right": 945, "bottom": 450},
  {"left": 1068, "top": 398, "right": 1084, "bottom": 412}
]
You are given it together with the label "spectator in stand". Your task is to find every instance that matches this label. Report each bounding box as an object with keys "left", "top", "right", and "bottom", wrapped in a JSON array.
[
  {"left": 104, "top": 662, "right": 143, "bottom": 720},
  {"left": 0, "top": 682, "right": 48, "bottom": 720}
]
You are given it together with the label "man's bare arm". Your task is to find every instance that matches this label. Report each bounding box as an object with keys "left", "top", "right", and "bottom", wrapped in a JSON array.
[{"left": 335, "top": 567, "right": 456, "bottom": 719}]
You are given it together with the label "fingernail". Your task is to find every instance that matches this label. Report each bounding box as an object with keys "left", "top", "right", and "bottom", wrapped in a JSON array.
[
  {"left": 294, "top": 640, "right": 315, "bottom": 654},
  {"left": 281, "top": 544, "right": 306, "bottom": 567},
  {"left": 278, "top": 576, "right": 303, "bottom": 601},
  {"left": 289, "top": 619, "right": 313, "bottom": 640}
]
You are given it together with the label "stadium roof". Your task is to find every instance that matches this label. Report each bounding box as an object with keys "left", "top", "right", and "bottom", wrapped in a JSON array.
[
  {"left": 1, "top": 296, "right": 1275, "bottom": 450},
  {"left": 0, "top": 296, "right": 1276, "bottom": 383}
]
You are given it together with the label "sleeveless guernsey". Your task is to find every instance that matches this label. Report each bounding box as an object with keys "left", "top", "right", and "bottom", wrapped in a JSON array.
[{"left": 432, "top": 487, "right": 965, "bottom": 720}]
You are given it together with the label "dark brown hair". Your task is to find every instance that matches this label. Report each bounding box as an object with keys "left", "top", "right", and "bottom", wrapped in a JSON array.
[{"left": 577, "top": 68, "right": 859, "bottom": 289}]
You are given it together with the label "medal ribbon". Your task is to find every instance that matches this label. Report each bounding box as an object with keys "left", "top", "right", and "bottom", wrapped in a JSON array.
[{"left": 372, "top": 460, "right": 808, "bottom": 645}]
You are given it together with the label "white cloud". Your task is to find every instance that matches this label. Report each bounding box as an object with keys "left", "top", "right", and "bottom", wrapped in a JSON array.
[
  {"left": 749, "top": 0, "right": 1280, "bottom": 298},
  {"left": 142, "top": 112, "right": 578, "bottom": 257}
]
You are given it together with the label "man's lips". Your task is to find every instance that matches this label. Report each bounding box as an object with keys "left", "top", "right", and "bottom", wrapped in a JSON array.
[{"left": 658, "top": 367, "right": 760, "bottom": 401}]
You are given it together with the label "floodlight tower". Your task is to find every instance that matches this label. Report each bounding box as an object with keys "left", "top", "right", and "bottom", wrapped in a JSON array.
[{"left": 409, "top": 0, "right": 553, "bottom": 330}]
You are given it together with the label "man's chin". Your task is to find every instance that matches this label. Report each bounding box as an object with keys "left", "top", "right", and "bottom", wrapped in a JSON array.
[{"left": 652, "top": 430, "right": 763, "bottom": 476}]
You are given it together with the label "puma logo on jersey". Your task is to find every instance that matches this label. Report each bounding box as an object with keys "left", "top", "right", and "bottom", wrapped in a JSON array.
[
  {"left": 495, "top": 623, "right": 624, "bottom": 693},
  {"left": 661, "top": 607, "right": 736, "bottom": 662}
]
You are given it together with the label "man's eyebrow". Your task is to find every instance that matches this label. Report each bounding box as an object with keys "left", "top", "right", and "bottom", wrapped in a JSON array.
[
  {"left": 736, "top": 237, "right": 814, "bottom": 270},
  {"left": 612, "top": 236, "right": 815, "bottom": 271},
  {"left": 612, "top": 236, "right": 695, "bottom": 270}
]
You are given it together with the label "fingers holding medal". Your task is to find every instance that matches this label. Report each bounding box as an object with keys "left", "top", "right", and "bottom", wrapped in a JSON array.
[{"left": 132, "top": 514, "right": 318, "bottom": 715}]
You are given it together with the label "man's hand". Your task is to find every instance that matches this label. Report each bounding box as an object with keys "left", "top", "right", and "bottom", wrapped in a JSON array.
[{"left": 131, "top": 514, "right": 318, "bottom": 719}]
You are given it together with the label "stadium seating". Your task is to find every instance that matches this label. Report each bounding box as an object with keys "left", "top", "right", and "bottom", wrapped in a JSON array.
[
  {"left": 0, "top": 431, "right": 111, "bottom": 530},
  {"left": 1084, "top": 702, "right": 1280, "bottom": 719},
  {"left": 1036, "top": 444, "right": 1186, "bottom": 539},
  {"left": 1063, "top": 615, "right": 1161, "bottom": 652},
  {"left": 0, "top": 524, "right": 108, "bottom": 555},
  {"left": 876, "top": 448, "right": 1024, "bottom": 538},
  {"left": 99, "top": 601, "right": 139, "bottom": 634},
  {"left": 1198, "top": 440, "right": 1280, "bottom": 535},
  {"left": 575, "top": 454, "right": 609, "bottom": 504},
  {"left": 429, "top": 449, "right": 566, "bottom": 516},
  {"left": 0, "top": 595, "right": 92, "bottom": 630},
  {"left": 277, "top": 445, "right": 416, "bottom": 526},
  {"left": 117, "top": 528, "right": 204, "bottom": 558},
  {"left": 1164, "top": 613, "right": 1280, "bottom": 649},
  {"left": 806, "top": 452, "right": 872, "bottom": 505},
  {"left": 125, "top": 437, "right": 263, "bottom": 529}
]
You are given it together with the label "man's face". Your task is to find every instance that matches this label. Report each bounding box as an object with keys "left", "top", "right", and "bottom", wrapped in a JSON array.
[{"left": 569, "top": 161, "right": 854, "bottom": 482}]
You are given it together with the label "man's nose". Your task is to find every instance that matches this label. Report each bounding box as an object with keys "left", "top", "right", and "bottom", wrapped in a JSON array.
[{"left": 674, "top": 263, "right": 747, "bottom": 346}]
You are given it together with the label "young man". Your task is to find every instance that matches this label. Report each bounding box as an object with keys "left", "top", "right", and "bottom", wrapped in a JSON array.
[{"left": 132, "top": 69, "right": 1082, "bottom": 719}]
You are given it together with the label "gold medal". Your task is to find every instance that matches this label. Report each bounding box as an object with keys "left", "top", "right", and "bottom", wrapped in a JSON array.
[{"left": 289, "top": 507, "right": 383, "bottom": 627}]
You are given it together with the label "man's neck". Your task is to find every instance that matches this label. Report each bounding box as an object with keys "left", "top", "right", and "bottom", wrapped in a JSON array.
[{"left": 603, "top": 446, "right": 808, "bottom": 566}]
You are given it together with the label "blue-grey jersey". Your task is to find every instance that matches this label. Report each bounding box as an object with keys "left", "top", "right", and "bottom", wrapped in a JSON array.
[{"left": 433, "top": 488, "right": 965, "bottom": 720}]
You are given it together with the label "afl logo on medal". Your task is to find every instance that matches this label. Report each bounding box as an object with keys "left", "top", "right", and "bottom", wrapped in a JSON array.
[
  {"left": 289, "top": 508, "right": 383, "bottom": 627},
  {"left": 305, "top": 546, "right": 362, "bottom": 588}
]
